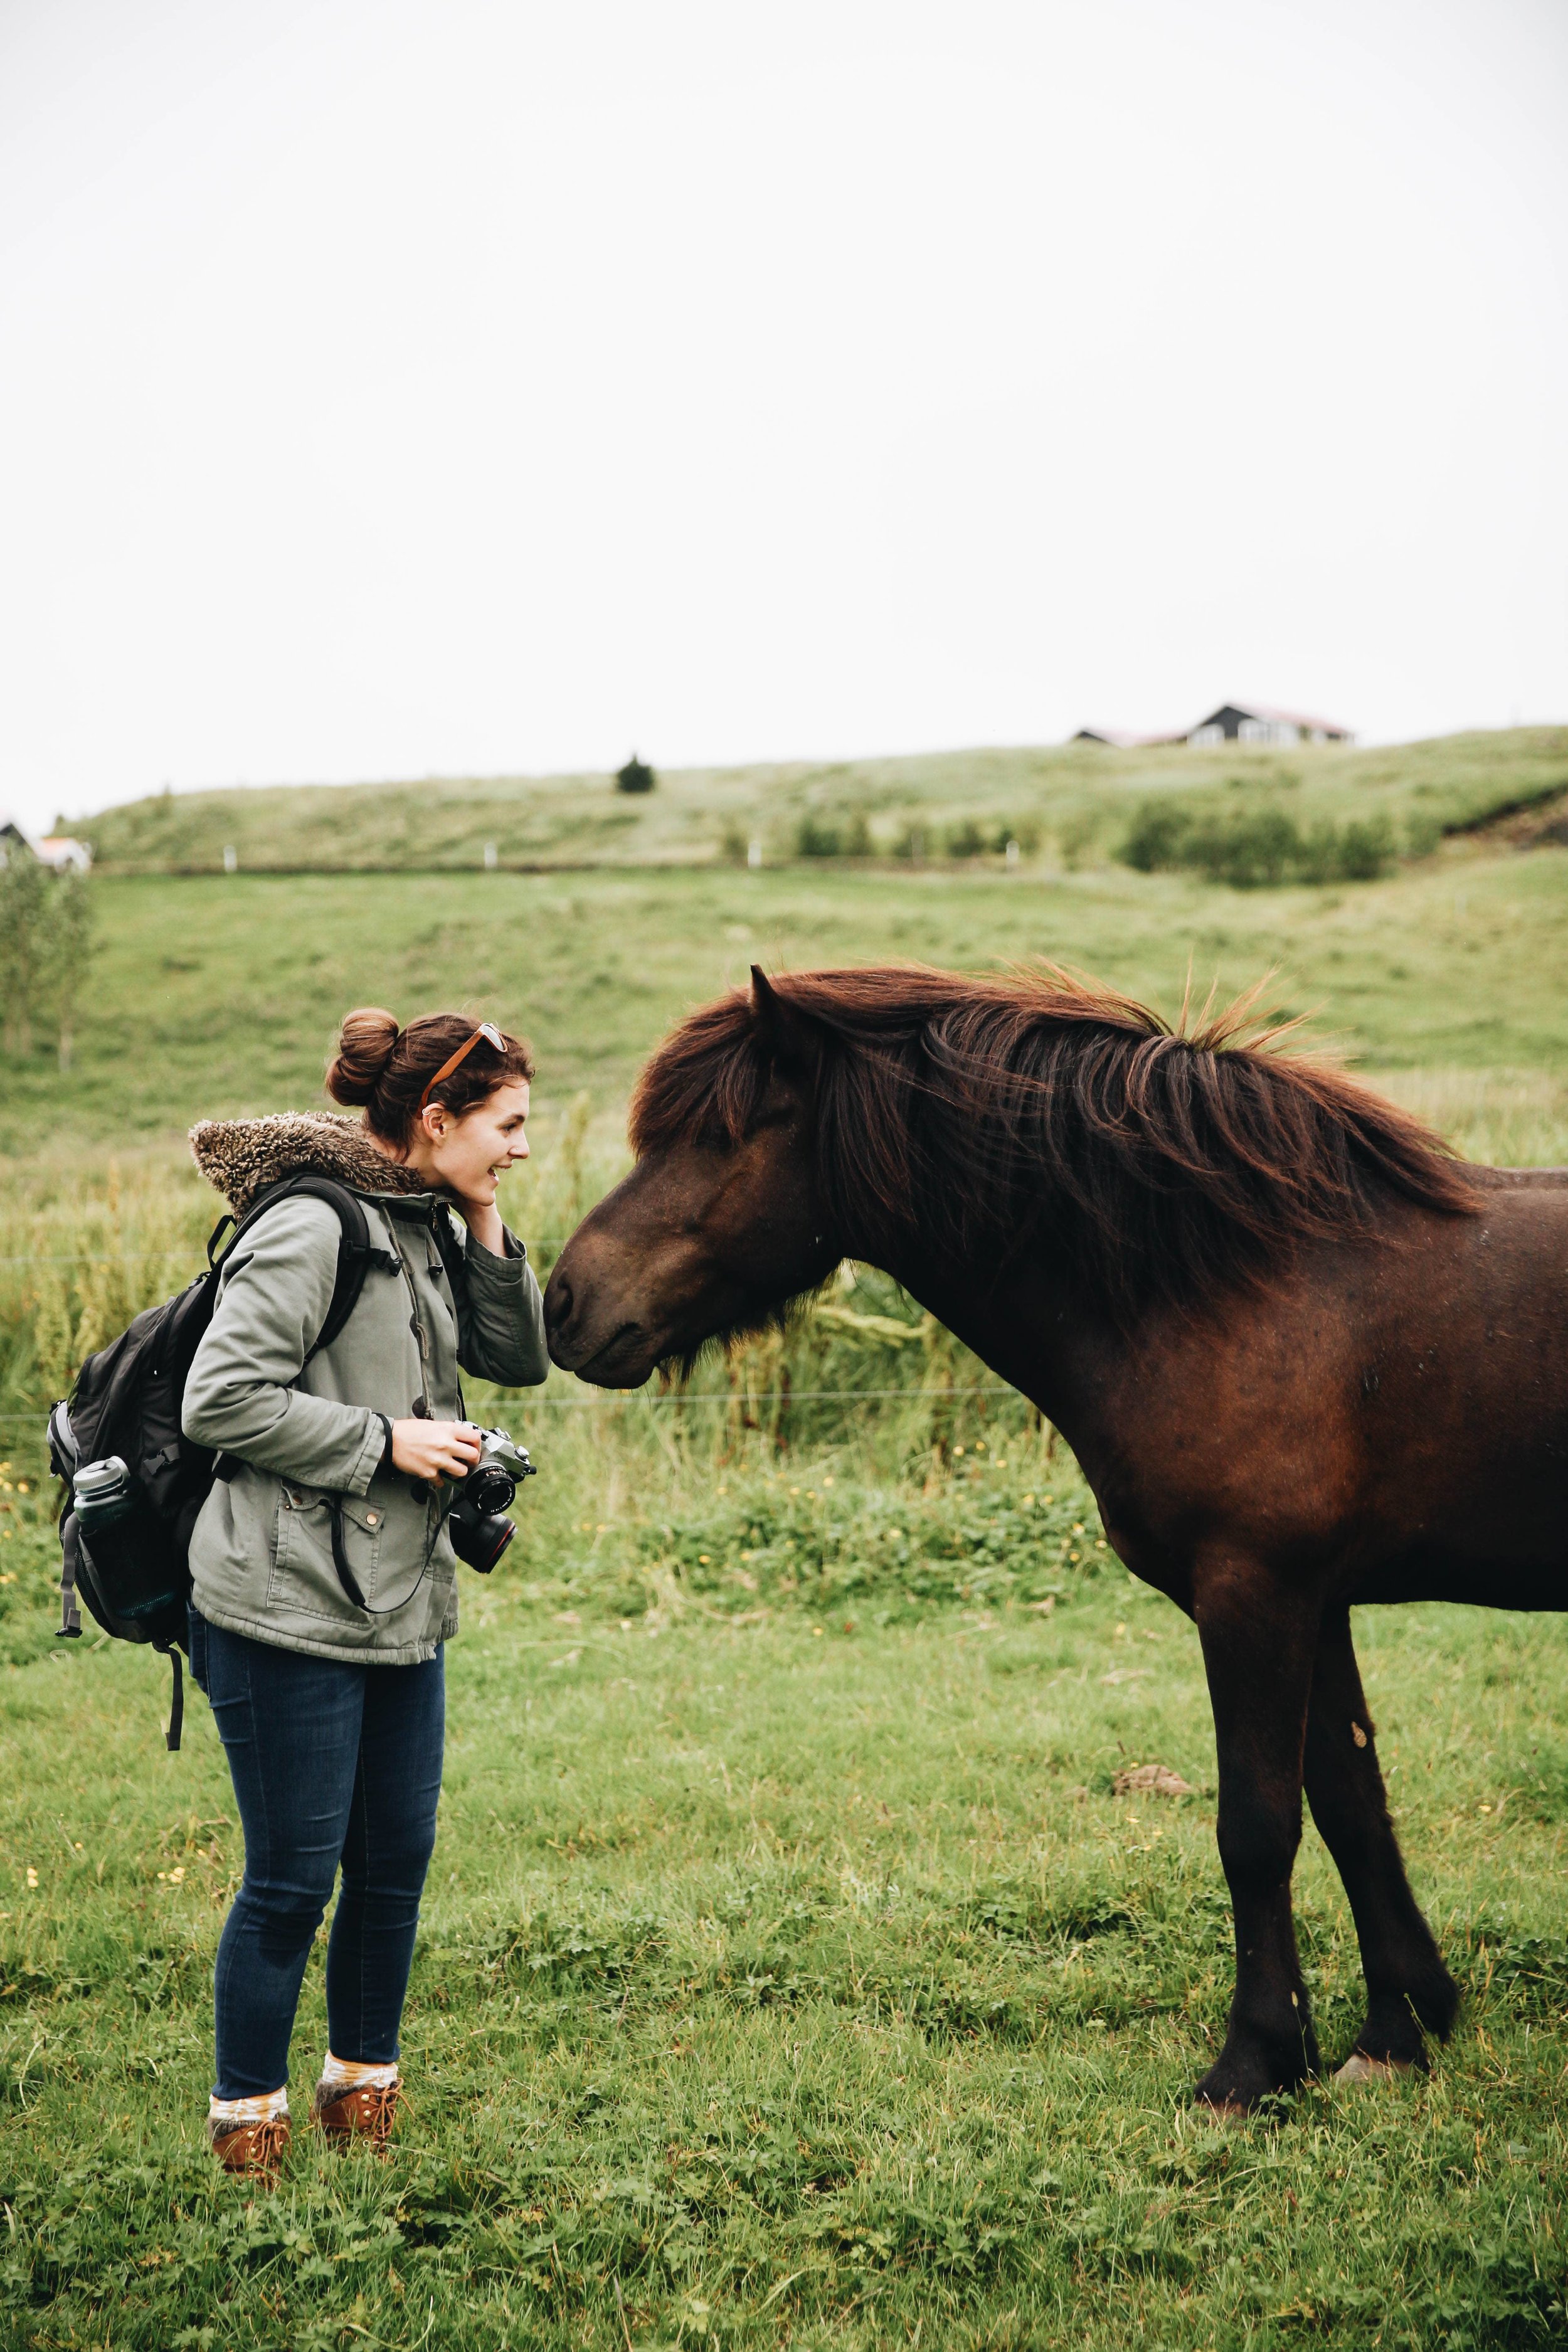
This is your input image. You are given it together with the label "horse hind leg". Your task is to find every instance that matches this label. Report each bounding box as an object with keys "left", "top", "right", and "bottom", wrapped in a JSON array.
[{"left": 1303, "top": 1609, "right": 1459, "bottom": 2075}]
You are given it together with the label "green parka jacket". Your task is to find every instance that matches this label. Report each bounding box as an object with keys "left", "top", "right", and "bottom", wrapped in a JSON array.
[{"left": 183, "top": 1113, "right": 549, "bottom": 1664}]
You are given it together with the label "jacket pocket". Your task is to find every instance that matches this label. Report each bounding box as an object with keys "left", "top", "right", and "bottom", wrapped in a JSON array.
[{"left": 270, "top": 1486, "right": 385, "bottom": 1619}]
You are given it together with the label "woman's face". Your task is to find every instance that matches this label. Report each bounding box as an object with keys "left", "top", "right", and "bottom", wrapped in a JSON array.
[{"left": 414, "top": 1079, "right": 531, "bottom": 1205}]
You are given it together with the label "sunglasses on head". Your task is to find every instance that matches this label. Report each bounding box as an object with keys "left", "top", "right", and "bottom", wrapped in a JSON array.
[{"left": 420, "top": 1022, "right": 507, "bottom": 1113}]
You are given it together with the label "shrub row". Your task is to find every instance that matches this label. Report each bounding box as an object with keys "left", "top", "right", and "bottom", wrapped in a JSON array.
[
  {"left": 1120, "top": 802, "right": 1396, "bottom": 887},
  {"left": 755, "top": 817, "right": 1044, "bottom": 861}
]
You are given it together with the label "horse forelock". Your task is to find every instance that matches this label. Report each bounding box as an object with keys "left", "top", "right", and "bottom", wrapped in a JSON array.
[{"left": 628, "top": 962, "right": 1478, "bottom": 1312}]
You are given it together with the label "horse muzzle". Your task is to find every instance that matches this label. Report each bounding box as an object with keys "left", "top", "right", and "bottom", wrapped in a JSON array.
[{"left": 543, "top": 1260, "right": 665, "bottom": 1386}]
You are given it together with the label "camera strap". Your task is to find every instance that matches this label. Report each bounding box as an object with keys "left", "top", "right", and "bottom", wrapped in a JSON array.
[
  {"left": 327, "top": 1498, "right": 367, "bottom": 1609},
  {"left": 325, "top": 1492, "right": 443, "bottom": 1618}
]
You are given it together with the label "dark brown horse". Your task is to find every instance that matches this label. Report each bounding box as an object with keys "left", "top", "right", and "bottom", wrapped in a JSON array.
[{"left": 543, "top": 963, "right": 1568, "bottom": 2111}]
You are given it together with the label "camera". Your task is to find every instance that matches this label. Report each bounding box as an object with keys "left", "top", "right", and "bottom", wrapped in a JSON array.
[{"left": 446, "top": 1426, "right": 537, "bottom": 1574}]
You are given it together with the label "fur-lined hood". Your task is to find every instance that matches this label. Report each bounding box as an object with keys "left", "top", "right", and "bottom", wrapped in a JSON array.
[{"left": 189, "top": 1112, "right": 437, "bottom": 1217}]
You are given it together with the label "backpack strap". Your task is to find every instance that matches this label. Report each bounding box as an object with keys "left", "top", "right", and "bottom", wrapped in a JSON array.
[
  {"left": 206, "top": 1177, "right": 402, "bottom": 1486},
  {"left": 217, "top": 1177, "right": 402, "bottom": 1365},
  {"left": 57, "top": 1515, "right": 82, "bottom": 1639},
  {"left": 428, "top": 1202, "right": 471, "bottom": 1303},
  {"left": 161, "top": 1646, "right": 184, "bottom": 1751},
  {"left": 48, "top": 1407, "right": 83, "bottom": 1639}
]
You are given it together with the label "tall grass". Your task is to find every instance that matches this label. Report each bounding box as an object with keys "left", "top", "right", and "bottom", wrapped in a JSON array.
[
  {"left": 0, "top": 1103, "right": 1063, "bottom": 1665},
  {"left": 5, "top": 1049, "right": 1566, "bottom": 1516}
]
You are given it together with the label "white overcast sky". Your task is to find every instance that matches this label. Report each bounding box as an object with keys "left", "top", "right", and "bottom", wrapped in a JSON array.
[{"left": 1, "top": 0, "right": 1565, "bottom": 831}]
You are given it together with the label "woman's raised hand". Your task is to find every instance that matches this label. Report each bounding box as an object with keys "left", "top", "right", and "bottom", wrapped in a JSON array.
[{"left": 389, "top": 1419, "right": 484, "bottom": 1486}]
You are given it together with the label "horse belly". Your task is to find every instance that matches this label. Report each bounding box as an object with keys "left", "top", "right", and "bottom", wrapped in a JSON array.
[
  {"left": 1345, "top": 1425, "right": 1568, "bottom": 1610},
  {"left": 1340, "top": 1197, "right": 1568, "bottom": 1607},
  {"left": 1348, "top": 1552, "right": 1567, "bottom": 1610}
]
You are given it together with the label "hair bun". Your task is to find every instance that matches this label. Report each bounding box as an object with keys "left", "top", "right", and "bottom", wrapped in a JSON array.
[{"left": 326, "top": 1007, "right": 400, "bottom": 1106}]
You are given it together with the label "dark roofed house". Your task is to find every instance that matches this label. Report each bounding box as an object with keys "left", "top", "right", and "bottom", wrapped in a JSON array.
[{"left": 1187, "top": 703, "right": 1353, "bottom": 748}]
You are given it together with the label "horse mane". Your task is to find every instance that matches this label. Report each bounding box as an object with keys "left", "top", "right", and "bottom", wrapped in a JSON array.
[{"left": 628, "top": 963, "right": 1479, "bottom": 1318}]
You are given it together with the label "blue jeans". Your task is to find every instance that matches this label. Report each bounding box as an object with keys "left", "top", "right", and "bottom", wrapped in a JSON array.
[{"left": 188, "top": 1609, "right": 445, "bottom": 2099}]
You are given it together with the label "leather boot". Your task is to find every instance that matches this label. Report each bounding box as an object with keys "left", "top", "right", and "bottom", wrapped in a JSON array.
[
  {"left": 208, "top": 2111, "right": 290, "bottom": 2183},
  {"left": 312, "top": 2075, "right": 403, "bottom": 2151}
]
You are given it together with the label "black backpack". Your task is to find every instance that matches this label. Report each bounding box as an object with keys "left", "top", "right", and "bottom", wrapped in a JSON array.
[{"left": 46, "top": 1176, "right": 398, "bottom": 1749}]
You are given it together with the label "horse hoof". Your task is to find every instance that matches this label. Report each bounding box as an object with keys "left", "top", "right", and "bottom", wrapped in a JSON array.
[{"left": 1334, "top": 2053, "right": 1412, "bottom": 2086}]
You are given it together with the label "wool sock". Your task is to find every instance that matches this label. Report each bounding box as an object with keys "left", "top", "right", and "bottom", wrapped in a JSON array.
[
  {"left": 319, "top": 2053, "right": 399, "bottom": 2094},
  {"left": 208, "top": 2086, "right": 289, "bottom": 2129}
]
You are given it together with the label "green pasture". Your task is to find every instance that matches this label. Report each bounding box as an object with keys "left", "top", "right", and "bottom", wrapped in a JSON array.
[
  {"left": 4, "top": 831, "right": 1568, "bottom": 1163},
  {"left": 1, "top": 769, "right": 1566, "bottom": 2347}
]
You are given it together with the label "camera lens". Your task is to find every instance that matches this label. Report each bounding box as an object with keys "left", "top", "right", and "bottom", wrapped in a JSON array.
[
  {"left": 467, "top": 1465, "right": 516, "bottom": 1517},
  {"left": 448, "top": 1503, "right": 516, "bottom": 1574}
]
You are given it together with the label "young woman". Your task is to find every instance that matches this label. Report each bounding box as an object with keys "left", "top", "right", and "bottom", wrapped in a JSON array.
[{"left": 181, "top": 1009, "right": 548, "bottom": 2178}]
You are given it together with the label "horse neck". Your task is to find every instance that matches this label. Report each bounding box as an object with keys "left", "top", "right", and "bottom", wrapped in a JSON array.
[{"left": 854, "top": 1217, "right": 1123, "bottom": 1444}]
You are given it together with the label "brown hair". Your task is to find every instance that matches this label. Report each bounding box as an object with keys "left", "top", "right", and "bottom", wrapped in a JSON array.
[
  {"left": 630, "top": 962, "right": 1478, "bottom": 1318},
  {"left": 326, "top": 1008, "right": 534, "bottom": 1143}
]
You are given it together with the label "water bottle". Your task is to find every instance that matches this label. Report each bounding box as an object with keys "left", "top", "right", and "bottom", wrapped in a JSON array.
[
  {"left": 73, "top": 1458, "right": 179, "bottom": 1624},
  {"left": 72, "top": 1455, "right": 135, "bottom": 1537}
]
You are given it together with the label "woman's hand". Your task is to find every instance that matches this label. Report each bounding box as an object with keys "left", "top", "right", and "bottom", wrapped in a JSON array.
[
  {"left": 389, "top": 1419, "right": 484, "bottom": 1486},
  {"left": 452, "top": 1200, "right": 507, "bottom": 1256}
]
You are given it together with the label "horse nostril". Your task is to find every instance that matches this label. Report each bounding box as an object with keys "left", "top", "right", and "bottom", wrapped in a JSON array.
[{"left": 547, "top": 1271, "right": 573, "bottom": 1328}]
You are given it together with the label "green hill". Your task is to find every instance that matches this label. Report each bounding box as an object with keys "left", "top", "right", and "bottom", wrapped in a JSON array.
[{"left": 75, "top": 726, "right": 1568, "bottom": 876}]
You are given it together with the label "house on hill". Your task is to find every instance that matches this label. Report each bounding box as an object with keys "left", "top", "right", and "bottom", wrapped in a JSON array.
[
  {"left": 34, "top": 834, "right": 92, "bottom": 871},
  {"left": 1187, "top": 703, "right": 1353, "bottom": 748},
  {"left": 0, "top": 817, "right": 92, "bottom": 871}
]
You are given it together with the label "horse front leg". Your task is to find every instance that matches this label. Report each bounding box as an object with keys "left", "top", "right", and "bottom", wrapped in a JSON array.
[
  {"left": 1303, "top": 1609, "right": 1459, "bottom": 2075},
  {"left": 1194, "top": 1560, "right": 1320, "bottom": 2111}
]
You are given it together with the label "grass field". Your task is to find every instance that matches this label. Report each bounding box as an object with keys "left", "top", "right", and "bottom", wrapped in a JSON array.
[
  {"left": 1, "top": 753, "right": 1566, "bottom": 2348},
  {"left": 6, "top": 834, "right": 1568, "bottom": 1160}
]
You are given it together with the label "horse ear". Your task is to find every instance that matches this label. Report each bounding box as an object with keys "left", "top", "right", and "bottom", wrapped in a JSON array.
[{"left": 748, "top": 966, "right": 823, "bottom": 1075}]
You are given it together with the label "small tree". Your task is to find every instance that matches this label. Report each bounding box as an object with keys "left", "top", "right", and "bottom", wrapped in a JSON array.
[
  {"left": 615, "top": 753, "right": 655, "bottom": 795},
  {"left": 1120, "top": 802, "right": 1192, "bottom": 873},
  {"left": 0, "top": 851, "right": 48, "bottom": 1057},
  {"left": 795, "top": 815, "right": 842, "bottom": 857},
  {"left": 37, "top": 871, "right": 95, "bottom": 1071},
  {"left": 1335, "top": 813, "right": 1395, "bottom": 882}
]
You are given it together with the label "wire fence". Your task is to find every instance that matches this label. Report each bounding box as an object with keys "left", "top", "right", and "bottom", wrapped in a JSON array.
[
  {"left": 0, "top": 1238, "right": 1031, "bottom": 1441},
  {"left": 0, "top": 1241, "right": 580, "bottom": 1266},
  {"left": 0, "top": 1386, "right": 1022, "bottom": 1430}
]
